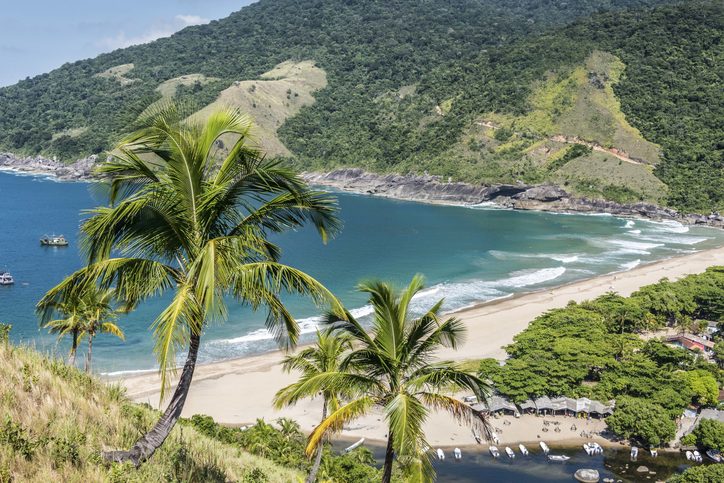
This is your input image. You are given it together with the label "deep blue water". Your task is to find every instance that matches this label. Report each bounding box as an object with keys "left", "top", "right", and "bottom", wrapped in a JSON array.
[{"left": 1, "top": 170, "right": 723, "bottom": 374}]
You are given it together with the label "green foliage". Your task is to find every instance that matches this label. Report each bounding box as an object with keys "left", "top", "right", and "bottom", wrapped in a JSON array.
[
  {"left": 690, "top": 419, "right": 724, "bottom": 452},
  {"left": 683, "top": 370, "right": 720, "bottom": 407},
  {"left": 605, "top": 396, "right": 677, "bottom": 447},
  {"left": 0, "top": 0, "right": 719, "bottom": 211},
  {"left": 546, "top": 144, "right": 592, "bottom": 172},
  {"left": 668, "top": 462, "right": 724, "bottom": 482},
  {"left": 0, "top": 324, "right": 10, "bottom": 344},
  {"left": 184, "top": 415, "right": 382, "bottom": 482},
  {"left": 0, "top": 416, "right": 42, "bottom": 460}
]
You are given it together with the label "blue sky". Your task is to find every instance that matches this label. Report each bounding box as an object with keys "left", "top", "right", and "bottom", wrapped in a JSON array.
[{"left": 0, "top": 0, "right": 256, "bottom": 86}]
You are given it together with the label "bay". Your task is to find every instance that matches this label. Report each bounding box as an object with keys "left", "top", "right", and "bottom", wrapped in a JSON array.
[{"left": 1, "top": 171, "right": 723, "bottom": 374}]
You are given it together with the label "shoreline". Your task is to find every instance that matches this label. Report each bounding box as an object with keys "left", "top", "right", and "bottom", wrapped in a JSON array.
[
  {"left": 2, "top": 159, "right": 721, "bottom": 228},
  {"left": 118, "top": 246, "right": 724, "bottom": 447}
]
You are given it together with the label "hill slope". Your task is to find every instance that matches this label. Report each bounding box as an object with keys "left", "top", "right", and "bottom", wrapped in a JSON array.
[
  {"left": 0, "top": 0, "right": 720, "bottom": 212},
  {"left": 0, "top": 339, "right": 300, "bottom": 482}
]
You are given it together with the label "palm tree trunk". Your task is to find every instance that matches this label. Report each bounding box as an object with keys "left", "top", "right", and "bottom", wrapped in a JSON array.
[
  {"left": 103, "top": 333, "right": 201, "bottom": 467},
  {"left": 306, "top": 398, "right": 328, "bottom": 483},
  {"left": 86, "top": 335, "right": 93, "bottom": 373},
  {"left": 382, "top": 431, "right": 394, "bottom": 483},
  {"left": 68, "top": 329, "right": 78, "bottom": 366}
]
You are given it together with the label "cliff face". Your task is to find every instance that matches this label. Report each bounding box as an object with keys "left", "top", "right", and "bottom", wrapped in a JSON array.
[
  {"left": 303, "top": 169, "right": 724, "bottom": 228},
  {"left": 0, "top": 153, "right": 96, "bottom": 180}
]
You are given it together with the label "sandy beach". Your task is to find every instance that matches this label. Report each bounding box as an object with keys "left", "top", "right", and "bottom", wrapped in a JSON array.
[{"left": 120, "top": 247, "right": 724, "bottom": 447}]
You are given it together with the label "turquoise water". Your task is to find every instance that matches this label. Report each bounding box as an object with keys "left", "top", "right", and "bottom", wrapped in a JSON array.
[{"left": 1, "top": 171, "right": 723, "bottom": 374}]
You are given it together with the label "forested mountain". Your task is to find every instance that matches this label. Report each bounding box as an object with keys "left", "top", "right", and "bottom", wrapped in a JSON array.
[{"left": 0, "top": 0, "right": 721, "bottom": 212}]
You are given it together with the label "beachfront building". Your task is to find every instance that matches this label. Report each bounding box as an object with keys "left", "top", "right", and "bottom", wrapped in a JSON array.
[
  {"left": 472, "top": 395, "right": 519, "bottom": 416},
  {"left": 665, "top": 333, "right": 716, "bottom": 355}
]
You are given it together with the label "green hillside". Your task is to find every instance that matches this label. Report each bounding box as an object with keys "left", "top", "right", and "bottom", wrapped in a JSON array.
[
  {"left": 0, "top": 0, "right": 721, "bottom": 212},
  {"left": 0, "top": 335, "right": 301, "bottom": 482}
]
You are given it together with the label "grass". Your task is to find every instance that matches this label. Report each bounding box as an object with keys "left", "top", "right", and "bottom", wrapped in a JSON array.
[
  {"left": 192, "top": 60, "right": 327, "bottom": 158},
  {"left": 0, "top": 338, "right": 301, "bottom": 482},
  {"left": 156, "top": 74, "right": 218, "bottom": 99},
  {"left": 93, "top": 64, "right": 138, "bottom": 87}
]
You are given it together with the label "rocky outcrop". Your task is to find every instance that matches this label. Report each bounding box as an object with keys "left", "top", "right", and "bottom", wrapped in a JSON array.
[
  {"left": 303, "top": 169, "right": 724, "bottom": 228},
  {"left": 0, "top": 153, "right": 96, "bottom": 180}
]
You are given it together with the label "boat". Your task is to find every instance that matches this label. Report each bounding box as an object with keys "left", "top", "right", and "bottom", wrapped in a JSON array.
[
  {"left": 650, "top": 448, "right": 658, "bottom": 458},
  {"left": 518, "top": 444, "right": 529, "bottom": 456},
  {"left": 454, "top": 447, "right": 462, "bottom": 460},
  {"left": 505, "top": 446, "right": 515, "bottom": 459},
  {"left": 706, "top": 449, "right": 722, "bottom": 463},
  {"left": 472, "top": 429, "right": 482, "bottom": 444},
  {"left": 344, "top": 438, "right": 365, "bottom": 453},
  {"left": 540, "top": 441, "right": 550, "bottom": 454},
  {"left": 686, "top": 450, "right": 694, "bottom": 461},
  {"left": 40, "top": 234, "right": 69, "bottom": 247},
  {"left": 436, "top": 448, "right": 445, "bottom": 460},
  {"left": 574, "top": 468, "right": 601, "bottom": 483},
  {"left": 548, "top": 454, "right": 570, "bottom": 462},
  {"left": 489, "top": 446, "right": 500, "bottom": 458},
  {"left": 0, "top": 272, "right": 14, "bottom": 285},
  {"left": 630, "top": 446, "right": 638, "bottom": 460},
  {"left": 693, "top": 450, "right": 703, "bottom": 462},
  {"left": 583, "top": 443, "right": 593, "bottom": 456},
  {"left": 584, "top": 442, "right": 603, "bottom": 455}
]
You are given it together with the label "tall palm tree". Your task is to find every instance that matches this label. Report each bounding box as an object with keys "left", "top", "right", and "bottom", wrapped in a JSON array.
[
  {"left": 301, "top": 275, "right": 492, "bottom": 482},
  {"left": 274, "top": 329, "right": 352, "bottom": 483},
  {"left": 37, "top": 103, "right": 342, "bottom": 467}
]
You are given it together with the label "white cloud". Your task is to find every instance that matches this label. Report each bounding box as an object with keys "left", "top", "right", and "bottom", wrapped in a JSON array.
[{"left": 99, "top": 14, "right": 210, "bottom": 50}]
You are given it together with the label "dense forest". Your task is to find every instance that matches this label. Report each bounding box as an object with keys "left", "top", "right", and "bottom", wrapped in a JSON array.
[{"left": 0, "top": 0, "right": 721, "bottom": 212}]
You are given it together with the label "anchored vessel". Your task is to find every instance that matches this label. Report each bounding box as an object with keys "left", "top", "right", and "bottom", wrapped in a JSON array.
[
  {"left": 40, "top": 234, "right": 69, "bottom": 246},
  {"left": 0, "top": 271, "right": 14, "bottom": 285}
]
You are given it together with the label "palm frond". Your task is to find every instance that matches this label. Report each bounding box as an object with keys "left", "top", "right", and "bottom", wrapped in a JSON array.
[
  {"left": 306, "top": 396, "right": 375, "bottom": 456},
  {"left": 418, "top": 392, "right": 492, "bottom": 442}
]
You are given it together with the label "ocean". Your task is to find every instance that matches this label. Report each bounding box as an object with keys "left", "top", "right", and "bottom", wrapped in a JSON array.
[{"left": 1, "top": 171, "right": 723, "bottom": 374}]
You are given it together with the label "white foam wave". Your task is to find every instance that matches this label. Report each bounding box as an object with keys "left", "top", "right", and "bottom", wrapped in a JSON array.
[
  {"left": 645, "top": 220, "right": 690, "bottom": 233},
  {"left": 625, "top": 220, "right": 635, "bottom": 228},
  {"left": 636, "top": 234, "right": 708, "bottom": 245},
  {"left": 102, "top": 368, "right": 157, "bottom": 377},
  {"left": 489, "top": 250, "right": 579, "bottom": 264},
  {"left": 619, "top": 259, "right": 641, "bottom": 271},
  {"left": 491, "top": 267, "right": 567, "bottom": 288},
  {"left": 627, "top": 229, "right": 641, "bottom": 235},
  {"left": 609, "top": 239, "right": 663, "bottom": 251}
]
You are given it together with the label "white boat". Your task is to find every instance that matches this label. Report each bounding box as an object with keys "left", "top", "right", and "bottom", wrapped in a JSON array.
[
  {"left": 548, "top": 454, "right": 570, "bottom": 462},
  {"left": 706, "top": 449, "right": 722, "bottom": 463},
  {"left": 40, "top": 234, "right": 69, "bottom": 247},
  {"left": 686, "top": 450, "right": 693, "bottom": 460},
  {"left": 0, "top": 272, "right": 14, "bottom": 285},
  {"left": 650, "top": 448, "right": 658, "bottom": 458},
  {"left": 583, "top": 443, "right": 593, "bottom": 456},
  {"left": 489, "top": 446, "right": 500, "bottom": 458},
  {"left": 630, "top": 446, "right": 638, "bottom": 460},
  {"left": 693, "top": 450, "right": 702, "bottom": 462},
  {"left": 505, "top": 446, "right": 515, "bottom": 459},
  {"left": 454, "top": 447, "right": 462, "bottom": 460},
  {"left": 519, "top": 444, "right": 529, "bottom": 456},
  {"left": 436, "top": 448, "right": 445, "bottom": 460},
  {"left": 344, "top": 438, "right": 365, "bottom": 453},
  {"left": 584, "top": 442, "right": 603, "bottom": 455},
  {"left": 540, "top": 441, "right": 550, "bottom": 454}
]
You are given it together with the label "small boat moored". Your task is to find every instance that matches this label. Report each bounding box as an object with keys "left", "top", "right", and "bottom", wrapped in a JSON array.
[
  {"left": 686, "top": 450, "right": 694, "bottom": 461},
  {"left": 519, "top": 444, "right": 529, "bottom": 456},
  {"left": 344, "top": 438, "right": 365, "bottom": 453},
  {"left": 454, "top": 447, "right": 462, "bottom": 460},
  {"left": 540, "top": 441, "right": 550, "bottom": 454},
  {"left": 489, "top": 446, "right": 500, "bottom": 458},
  {"left": 650, "top": 448, "right": 658, "bottom": 458},
  {"left": 40, "top": 234, "right": 69, "bottom": 247},
  {"left": 630, "top": 446, "right": 639, "bottom": 460},
  {"left": 706, "top": 449, "right": 722, "bottom": 463},
  {"left": 436, "top": 448, "right": 445, "bottom": 460},
  {"left": 548, "top": 454, "right": 570, "bottom": 462},
  {"left": 0, "top": 271, "right": 14, "bottom": 285},
  {"left": 583, "top": 442, "right": 603, "bottom": 455},
  {"left": 505, "top": 446, "right": 515, "bottom": 459},
  {"left": 574, "top": 468, "right": 601, "bottom": 483},
  {"left": 692, "top": 450, "right": 703, "bottom": 462}
]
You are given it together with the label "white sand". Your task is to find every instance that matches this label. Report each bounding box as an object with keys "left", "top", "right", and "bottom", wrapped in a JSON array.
[{"left": 120, "top": 247, "right": 724, "bottom": 446}]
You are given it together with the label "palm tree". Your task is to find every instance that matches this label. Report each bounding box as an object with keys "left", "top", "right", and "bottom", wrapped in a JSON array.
[
  {"left": 301, "top": 275, "right": 492, "bottom": 482},
  {"left": 40, "top": 297, "right": 84, "bottom": 366},
  {"left": 37, "top": 103, "right": 342, "bottom": 467},
  {"left": 274, "top": 329, "right": 352, "bottom": 483},
  {"left": 78, "top": 287, "right": 125, "bottom": 373}
]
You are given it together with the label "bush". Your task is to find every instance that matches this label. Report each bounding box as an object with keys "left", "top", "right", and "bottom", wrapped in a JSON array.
[
  {"left": 669, "top": 464, "right": 724, "bottom": 483},
  {"left": 691, "top": 419, "right": 724, "bottom": 452},
  {"left": 605, "top": 397, "right": 676, "bottom": 447}
]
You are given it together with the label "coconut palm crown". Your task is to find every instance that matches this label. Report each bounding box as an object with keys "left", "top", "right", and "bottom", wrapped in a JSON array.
[
  {"left": 37, "top": 103, "right": 343, "bottom": 466},
  {"left": 293, "top": 275, "right": 493, "bottom": 482}
]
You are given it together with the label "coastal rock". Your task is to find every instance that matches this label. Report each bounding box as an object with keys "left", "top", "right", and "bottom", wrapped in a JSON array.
[
  {"left": 636, "top": 466, "right": 649, "bottom": 473},
  {"left": 0, "top": 152, "right": 97, "bottom": 180},
  {"left": 302, "top": 169, "right": 724, "bottom": 228}
]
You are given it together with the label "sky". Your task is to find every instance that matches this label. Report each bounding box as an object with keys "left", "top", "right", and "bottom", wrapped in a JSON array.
[{"left": 0, "top": 0, "right": 257, "bottom": 87}]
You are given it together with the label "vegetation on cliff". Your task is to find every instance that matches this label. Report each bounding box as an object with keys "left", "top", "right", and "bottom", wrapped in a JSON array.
[{"left": 0, "top": 0, "right": 720, "bottom": 211}]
